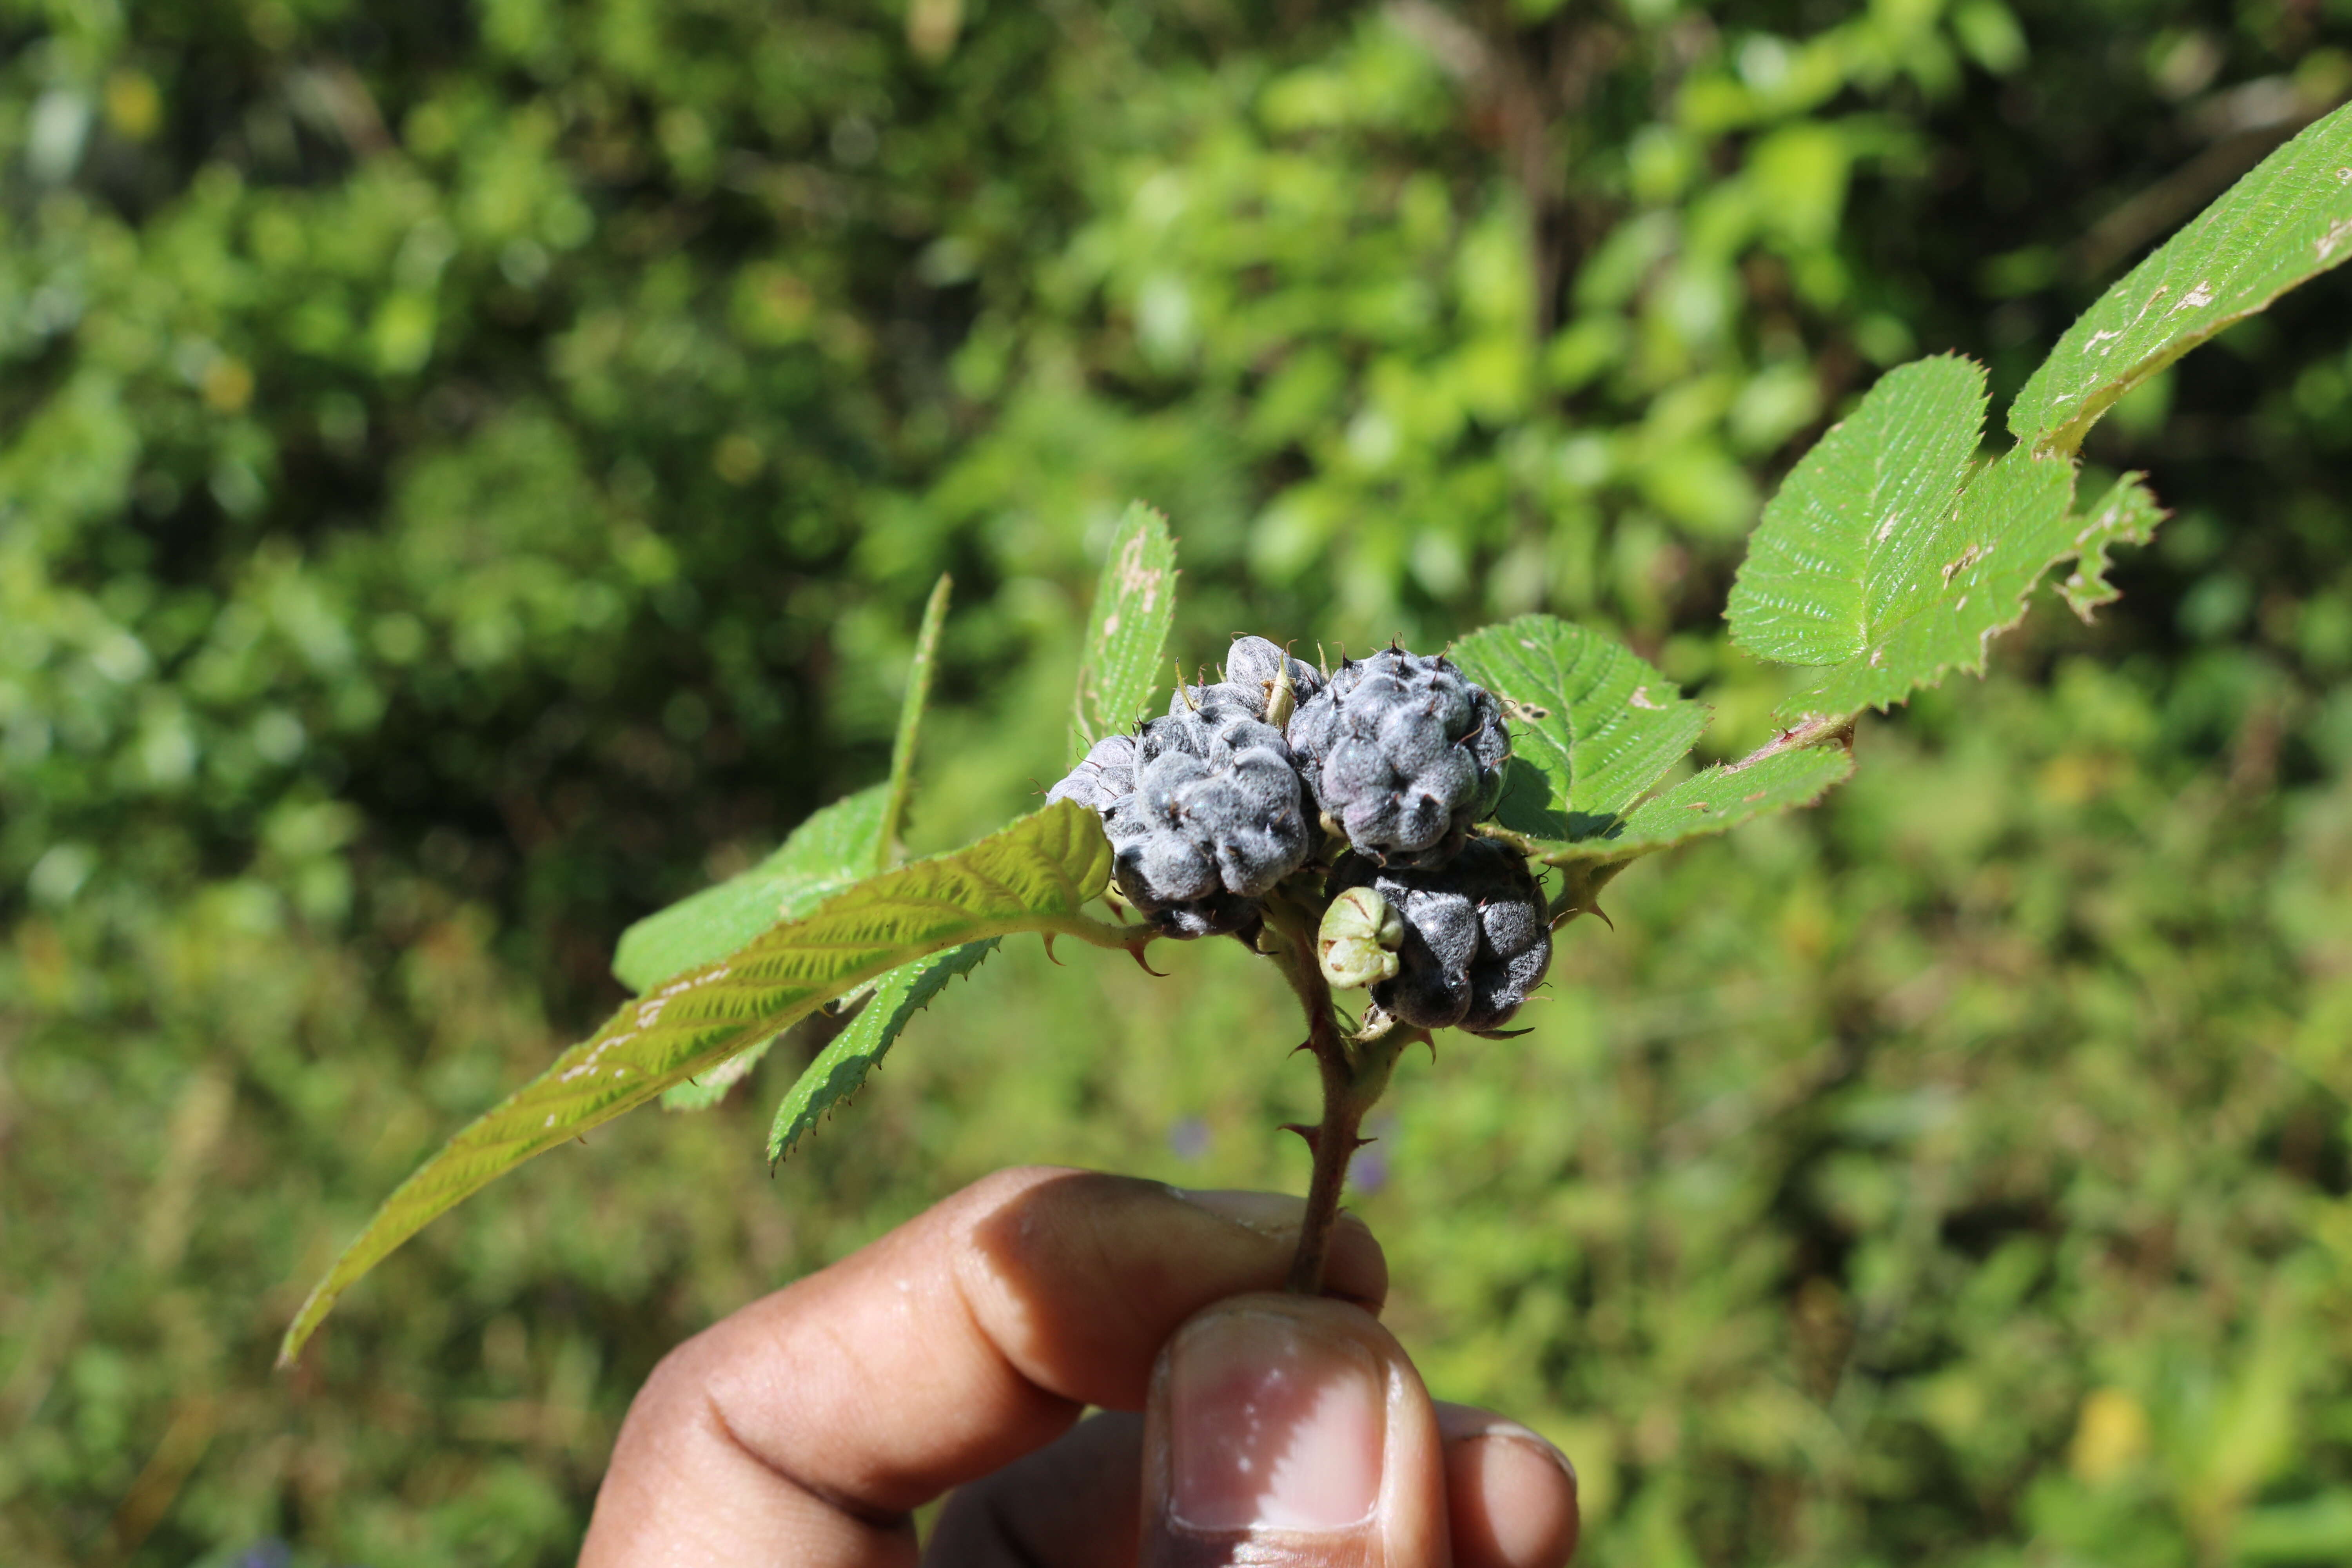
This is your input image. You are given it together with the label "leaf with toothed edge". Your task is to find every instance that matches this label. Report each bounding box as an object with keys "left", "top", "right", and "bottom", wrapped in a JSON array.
[
  {"left": 1450, "top": 615, "right": 1708, "bottom": 846},
  {"left": 1069, "top": 502, "right": 1178, "bottom": 766},
  {"left": 1728, "top": 355, "right": 1989, "bottom": 677},
  {"left": 1484, "top": 742, "right": 1854, "bottom": 871},
  {"left": 654, "top": 576, "right": 959, "bottom": 1114},
  {"left": 1726, "top": 356, "right": 2171, "bottom": 729},
  {"left": 1591, "top": 745, "right": 1856, "bottom": 857},
  {"left": 767, "top": 939, "right": 999, "bottom": 1165},
  {"left": 2058, "top": 474, "right": 2165, "bottom": 621},
  {"left": 1771, "top": 442, "right": 2078, "bottom": 724},
  {"left": 614, "top": 785, "right": 888, "bottom": 997},
  {"left": 2010, "top": 102, "right": 2352, "bottom": 458},
  {"left": 278, "top": 803, "right": 1117, "bottom": 1367}
]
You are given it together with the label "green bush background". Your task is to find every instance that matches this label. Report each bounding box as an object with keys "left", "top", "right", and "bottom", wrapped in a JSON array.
[{"left": 7, "top": 0, "right": 2352, "bottom": 1562}]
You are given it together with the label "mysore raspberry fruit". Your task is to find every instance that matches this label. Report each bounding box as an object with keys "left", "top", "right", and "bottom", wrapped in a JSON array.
[
  {"left": 1046, "top": 732, "right": 1139, "bottom": 813},
  {"left": 1161, "top": 635, "right": 1322, "bottom": 737},
  {"left": 1328, "top": 840, "right": 1550, "bottom": 1033},
  {"left": 1218, "top": 635, "right": 1322, "bottom": 725},
  {"left": 1287, "top": 648, "right": 1510, "bottom": 867},
  {"left": 1045, "top": 650, "right": 1316, "bottom": 936}
]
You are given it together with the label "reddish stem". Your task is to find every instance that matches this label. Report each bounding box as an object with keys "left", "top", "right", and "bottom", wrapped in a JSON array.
[{"left": 1266, "top": 907, "right": 1394, "bottom": 1296}]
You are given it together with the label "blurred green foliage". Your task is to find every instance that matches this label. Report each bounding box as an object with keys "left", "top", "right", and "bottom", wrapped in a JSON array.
[{"left": 5, "top": 0, "right": 2352, "bottom": 1563}]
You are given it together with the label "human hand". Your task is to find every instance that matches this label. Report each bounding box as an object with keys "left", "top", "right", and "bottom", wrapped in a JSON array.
[{"left": 580, "top": 1166, "right": 1578, "bottom": 1566}]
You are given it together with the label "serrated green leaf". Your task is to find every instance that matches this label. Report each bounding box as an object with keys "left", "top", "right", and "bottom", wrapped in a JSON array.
[
  {"left": 1069, "top": 501, "right": 1177, "bottom": 765},
  {"left": 2011, "top": 102, "right": 2352, "bottom": 456},
  {"left": 279, "top": 802, "right": 1116, "bottom": 1366},
  {"left": 767, "top": 939, "right": 998, "bottom": 1164},
  {"left": 1450, "top": 615, "right": 1708, "bottom": 843},
  {"left": 1777, "top": 444, "right": 2077, "bottom": 721},
  {"left": 1596, "top": 744, "right": 1856, "bottom": 857},
  {"left": 880, "top": 574, "right": 952, "bottom": 873},
  {"left": 1728, "top": 355, "right": 1988, "bottom": 671},
  {"left": 613, "top": 785, "right": 887, "bottom": 995},
  {"left": 635, "top": 578, "right": 951, "bottom": 1101},
  {"left": 1727, "top": 357, "right": 2154, "bottom": 726}
]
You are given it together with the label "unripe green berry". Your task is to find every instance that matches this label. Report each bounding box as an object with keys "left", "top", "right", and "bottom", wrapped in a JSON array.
[{"left": 1318, "top": 884, "right": 1404, "bottom": 990}]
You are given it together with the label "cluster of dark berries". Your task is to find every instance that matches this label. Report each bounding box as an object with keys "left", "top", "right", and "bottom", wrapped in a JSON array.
[{"left": 1050, "top": 635, "right": 1552, "bottom": 1032}]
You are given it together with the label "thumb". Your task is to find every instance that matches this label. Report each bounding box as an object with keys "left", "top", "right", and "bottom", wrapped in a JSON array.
[{"left": 1139, "top": 1292, "right": 1448, "bottom": 1567}]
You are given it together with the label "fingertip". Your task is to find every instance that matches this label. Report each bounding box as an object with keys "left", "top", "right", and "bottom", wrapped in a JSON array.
[
  {"left": 1162, "top": 1188, "right": 1388, "bottom": 1311},
  {"left": 1436, "top": 1405, "right": 1581, "bottom": 1568},
  {"left": 929, "top": 1410, "right": 1145, "bottom": 1566},
  {"left": 1328, "top": 1207, "right": 1389, "bottom": 1311},
  {"left": 950, "top": 1171, "right": 1389, "bottom": 1415}
]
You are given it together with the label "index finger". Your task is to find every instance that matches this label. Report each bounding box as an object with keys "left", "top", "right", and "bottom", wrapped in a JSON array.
[{"left": 580, "top": 1166, "right": 1387, "bottom": 1568}]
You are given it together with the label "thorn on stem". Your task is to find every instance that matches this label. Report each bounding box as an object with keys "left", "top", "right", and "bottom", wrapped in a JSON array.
[
  {"left": 1128, "top": 942, "right": 1167, "bottom": 977},
  {"left": 1041, "top": 932, "right": 1063, "bottom": 965},
  {"left": 1281, "top": 1122, "right": 1321, "bottom": 1154}
]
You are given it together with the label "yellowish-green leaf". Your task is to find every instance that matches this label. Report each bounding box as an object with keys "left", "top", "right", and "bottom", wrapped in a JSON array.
[
  {"left": 613, "top": 786, "right": 886, "bottom": 996},
  {"left": 637, "top": 577, "right": 953, "bottom": 1109},
  {"left": 279, "top": 802, "right": 1116, "bottom": 1366},
  {"left": 2011, "top": 102, "right": 2352, "bottom": 456},
  {"left": 767, "top": 939, "right": 998, "bottom": 1165},
  {"left": 1070, "top": 501, "right": 1177, "bottom": 764},
  {"left": 1450, "top": 615, "right": 1708, "bottom": 856}
]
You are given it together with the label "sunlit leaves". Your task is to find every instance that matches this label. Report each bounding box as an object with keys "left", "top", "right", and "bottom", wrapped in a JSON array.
[
  {"left": 1068, "top": 502, "right": 1176, "bottom": 764},
  {"left": 279, "top": 803, "right": 1117, "bottom": 1365},
  {"left": 612, "top": 786, "right": 887, "bottom": 995},
  {"left": 1725, "top": 357, "right": 2156, "bottom": 726},
  {"left": 633, "top": 577, "right": 952, "bottom": 1109},
  {"left": 1727, "top": 355, "right": 1987, "bottom": 673},
  {"left": 1599, "top": 745, "right": 1855, "bottom": 857},
  {"left": 767, "top": 939, "right": 998, "bottom": 1165},
  {"left": 1448, "top": 612, "right": 1851, "bottom": 870},
  {"left": 2011, "top": 102, "right": 2352, "bottom": 456},
  {"left": 1450, "top": 615, "right": 1708, "bottom": 846},
  {"left": 2057, "top": 474, "right": 2165, "bottom": 622},
  {"left": 1777, "top": 444, "right": 2077, "bottom": 722}
]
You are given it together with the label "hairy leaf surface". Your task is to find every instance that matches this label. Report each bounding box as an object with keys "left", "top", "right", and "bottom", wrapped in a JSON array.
[
  {"left": 1069, "top": 501, "right": 1177, "bottom": 764},
  {"left": 1727, "top": 356, "right": 1987, "bottom": 670},
  {"left": 613, "top": 785, "right": 887, "bottom": 995},
  {"left": 1777, "top": 445, "right": 2076, "bottom": 721},
  {"left": 1728, "top": 357, "right": 2159, "bottom": 725},
  {"left": 1451, "top": 615, "right": 1706, "bottom": 841},
  {"left": 767, "top": 940, "right": 998, "bottom": 1165},
  {"left": 280, "top": 804, "right": 1116, "bottom": 1365},
  {"left": 2011, "top": 102, "right": 2352, "bottom": 456}
]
